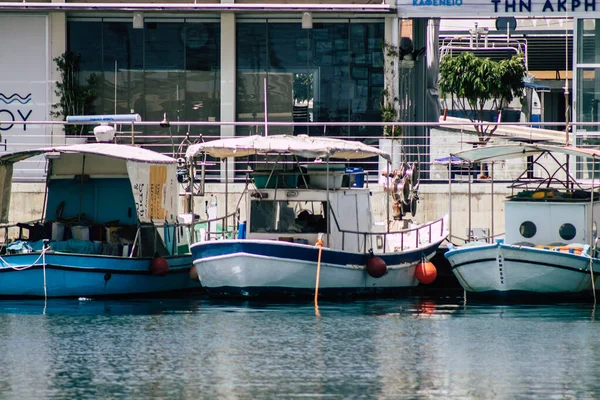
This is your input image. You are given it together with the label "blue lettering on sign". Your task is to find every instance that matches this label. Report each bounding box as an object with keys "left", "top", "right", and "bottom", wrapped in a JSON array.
[
  {"left": 0, "top": 110, "right": 15, "bottom": 131},
  {"left": 0, "top": 93, "right": 33, "bottom": 132},
  {"left": 412, "top": 0, "right": 463, "bottom": 6}
]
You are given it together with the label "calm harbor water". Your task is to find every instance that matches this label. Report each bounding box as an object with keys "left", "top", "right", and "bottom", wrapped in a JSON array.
[{"left": 1, "top": 294, "right": 600, "bottom": 399}]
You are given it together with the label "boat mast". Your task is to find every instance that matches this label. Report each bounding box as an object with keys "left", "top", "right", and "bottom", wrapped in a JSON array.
[{"left": 564, "top": 17, "right": 571, "bottom": 191}]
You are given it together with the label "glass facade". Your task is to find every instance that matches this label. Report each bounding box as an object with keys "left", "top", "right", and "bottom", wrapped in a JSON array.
[
  {"left": 576, "top": 20, "right": 600, "bottom": 130},
  {"left": 67, "top": 17, "right": 385, "bottom": 177},
  {"left": 576, "top": 19, "right": 600, "bottom": 177},
  {"left": 236, "top": 20, "right": 385, "bottom": 138},
  {"left": 68, "top": 18, "right": 221, "bottom": 154}
]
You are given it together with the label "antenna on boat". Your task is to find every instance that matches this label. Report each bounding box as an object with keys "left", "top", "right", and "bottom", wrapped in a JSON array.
[
  {"left": 263, "top": 77, "right": 268, "bottom": 137},
  {"left": 564, "top": 16, "right": 571, "bottom": 192}
]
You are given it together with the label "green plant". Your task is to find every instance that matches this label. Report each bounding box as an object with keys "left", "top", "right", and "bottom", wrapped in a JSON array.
[
  {"left": 50, "top": 51, "right": 100, "bottom": 136},
  {"left": 439, "top": 51, "right": 526, "bottom": 143},
  {"left": 381, "top": 43, "right": 400, "bottom": 137},
  {"left": 293, "top": 73, "right": 313, "bottom": 103}
]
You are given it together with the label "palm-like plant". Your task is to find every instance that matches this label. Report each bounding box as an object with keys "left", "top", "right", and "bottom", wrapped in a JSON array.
[{"left": 50, "top": 51, "right": 100, "bottom": 136}]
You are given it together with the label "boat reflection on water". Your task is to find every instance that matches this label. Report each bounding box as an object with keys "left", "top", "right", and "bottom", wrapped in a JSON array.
[{"left": 0, "top": 296, "right": 205, "bottom": 316}]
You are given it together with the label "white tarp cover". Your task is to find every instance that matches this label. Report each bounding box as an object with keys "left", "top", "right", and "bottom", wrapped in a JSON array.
[
  {"left": 186, "top": 134, "right": 392, "bottom": 162},
  {"left": 0, "top": 143, "right": 176, "bottom": 165},
  {"left": 452, "top": 143, "right": 600, "bottom": 163},
  {"left": 0, "top": 143, "right": 178, "bottom": 224},
  {"left": 127, "top": 162, "right": 178, "bottom": 223},
  {"left": 0, "top": 164, "right": 13, "bottom": 223}
]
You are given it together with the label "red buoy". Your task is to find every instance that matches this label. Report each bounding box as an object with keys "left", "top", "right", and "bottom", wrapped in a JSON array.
[
  {"left": 150, "top": 256, "right": 170, "bottom": 276},
  {"left": 415, "top": 261, "right": 437, "bottom": 284},
  {"left": 189, "top": 266, "right": 200, "bottom": 281},
  {"left": 366, "top": 256, "right": 387, "bottom": 278}
]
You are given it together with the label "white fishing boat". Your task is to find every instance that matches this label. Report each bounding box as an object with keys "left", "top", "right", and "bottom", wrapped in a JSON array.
[
  {"left": 444, "top": 143, "right": 600, "bottom": 299},
  {"left": 185, "top": 134, "right": 448, "bottom": 298}
]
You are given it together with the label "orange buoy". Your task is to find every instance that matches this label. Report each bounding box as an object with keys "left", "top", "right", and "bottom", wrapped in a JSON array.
[
  {"left": 189, "top": 266, "right": 200, "bottom": 281},
  {"left": 415, "top": 261, "right": 437, "bottom": 284},
  {"left": 367, "top": 256, "right": 387, "bottom": 278},
  {"left": 150, "top": 256, "right": 170, "bottom": 276}
]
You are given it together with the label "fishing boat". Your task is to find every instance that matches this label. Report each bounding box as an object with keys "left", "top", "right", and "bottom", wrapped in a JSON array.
[
  {"left": 185, "top": 134, "right": 448, "bottom": 298},
  {"left": 444, "top": 143, "right": 600, "bottom": 299},
  {"left": 0, "top": 131, "right": 201, "bottom": 298}
]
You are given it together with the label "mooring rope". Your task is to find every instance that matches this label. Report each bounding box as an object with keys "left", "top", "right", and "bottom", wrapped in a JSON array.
[
  {"left": 590, "top": 257, "right": 596, "bottom": 305},
  {"left": 0, "top": 246, "right": 48, "bottom": 271}
]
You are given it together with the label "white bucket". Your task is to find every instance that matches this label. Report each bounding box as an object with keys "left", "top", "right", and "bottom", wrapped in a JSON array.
[{"left": 71, "top": 226, "right": 90, "bottom": 241}]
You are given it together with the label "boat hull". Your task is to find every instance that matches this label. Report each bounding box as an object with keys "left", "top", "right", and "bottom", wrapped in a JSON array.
[
  {"left": 445, "top": 243, "right": 599, "bottom": 297},
  {"left": 191, "top": 239, "right": 444, "bottom": 298},
  {"left": 0, "top": 252, "right": 200, "bottom": 298}
]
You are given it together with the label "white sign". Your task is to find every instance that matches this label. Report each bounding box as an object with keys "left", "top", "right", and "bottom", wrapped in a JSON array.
[
  {"left": 0, "top": 15, "right": 50, "bottom": 180},
  {"left": 398, "top": 0, "right": 598, "bottom": 17}
]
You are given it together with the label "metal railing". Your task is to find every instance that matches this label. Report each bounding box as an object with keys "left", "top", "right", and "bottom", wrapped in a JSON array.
[
  {"left": 4, "top": 118, "right": 600, "bottom": 183},
  {"left": 189, "top": 210, "right": 239, "bottom": 244},
  {"left": 329, "top": 209, "right": 446, "bottom": 253}
]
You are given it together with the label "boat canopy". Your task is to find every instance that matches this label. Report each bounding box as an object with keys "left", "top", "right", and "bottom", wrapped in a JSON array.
[
  {"left": 0, "top": 143, "right": 176, "bottom": 165},
  {"left": 451, "top": 143, "right": 600, "bottom": 163},
  {"left": 185, "top": 134, "right": 392, "bottom": 162},
  {"left": 0, "top": 143, "right": 178, "bottom": 224}
]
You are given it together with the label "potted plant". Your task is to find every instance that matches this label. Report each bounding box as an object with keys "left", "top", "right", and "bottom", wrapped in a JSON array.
[{"left": 50, "top": 51, "right": 100, "bottom": 141}]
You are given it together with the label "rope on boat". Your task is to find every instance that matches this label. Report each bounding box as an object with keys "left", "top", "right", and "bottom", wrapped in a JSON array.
[
  {"left": 42, "top": 242, "right": 48, "bottom": 300},
  {"left": 592, "top": 238, "right": 598, "bottom": 305},
  {"left": 590, "top": 257, "right": 597, "bottom": 305},
  {"left": 0, "top": 242, "right": 50, "bottom": 299},
  {"left": 314, "top": 233, "right": 324, "bottom": 306},
  {"left": 0, "top": 246, "right": 48, "bottom": 271}
]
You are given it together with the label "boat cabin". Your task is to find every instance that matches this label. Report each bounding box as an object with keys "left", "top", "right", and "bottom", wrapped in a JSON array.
[
  {"left": 0, "top": 144, "right": 182, "bottom": 258},
  {"left": 246, "top": 187, "right": 373, "bottom": 253},
  {"left": 505, "top": 190, "right": 600, "bottom": 247}
]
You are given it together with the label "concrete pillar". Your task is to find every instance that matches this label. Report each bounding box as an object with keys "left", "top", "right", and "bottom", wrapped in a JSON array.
[
  {"left": 49, "top": 2, "right": 66, "bottom": 145},
  {"left": 220, "top": 12, "right": 236, "bottom": 182}
]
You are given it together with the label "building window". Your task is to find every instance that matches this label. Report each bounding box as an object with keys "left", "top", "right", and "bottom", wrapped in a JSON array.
[
  {"left": 67, "top": 18, "right": 220, "bottom": 154},
  {"left": 236, "top": 20, "right": 385, "bottom": 138}
]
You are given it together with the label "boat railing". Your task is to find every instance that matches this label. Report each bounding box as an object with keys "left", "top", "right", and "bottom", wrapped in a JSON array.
[
  {"left": 188, "top": 210, "right": 239, "bottom": 243},
  {"left": 329, "top": 211, "right": 446, "bottom": 253}
]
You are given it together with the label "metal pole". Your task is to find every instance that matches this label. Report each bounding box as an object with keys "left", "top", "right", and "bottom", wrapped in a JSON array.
[
  {"left": 225, "top": 159, "right": 228, "bottom": 239},
  {"left": 491, "top": 163, "right": 494, "bottom": 242},
  {"left": 264, "top": 78, "right": 268, "bottom": 137},
  {"left": 591, "top": 158, "right": 597, "bottom": 303},
  {"left": 326, "top": 157, "right": 330, "bottom": 247},
  {"left": 468, "top": 164, "right": 472, "bottom": 242},
  {"left": 448, "top": 161, "right": 452, "bottom": 242}
]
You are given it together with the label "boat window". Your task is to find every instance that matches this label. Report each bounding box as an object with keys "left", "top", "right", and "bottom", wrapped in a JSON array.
[
  {"left": 559, "top": 223, "right": 577, "bottom": 241},
  {"left": 519, "top": 221, "right": 537, "bottom": 238},
  {"left": 250, "top": 200, "right": 326, "bottom": 233}
]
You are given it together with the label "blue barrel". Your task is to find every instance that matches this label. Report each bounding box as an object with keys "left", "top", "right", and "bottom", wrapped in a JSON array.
[
  {"left": 238, "top": 221, "right": 247, "bottom": 239},
  {"left": 346, "top": 167, "right": 365, "bottom": 188}
]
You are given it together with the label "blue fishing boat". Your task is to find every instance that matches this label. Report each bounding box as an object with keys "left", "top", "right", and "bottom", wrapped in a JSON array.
[
  {"left": 0, "top": 139, "right": 200, "bottom": 298},
  {"left": 185, "top": 135, "right": 448, "bottom": 298}
]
